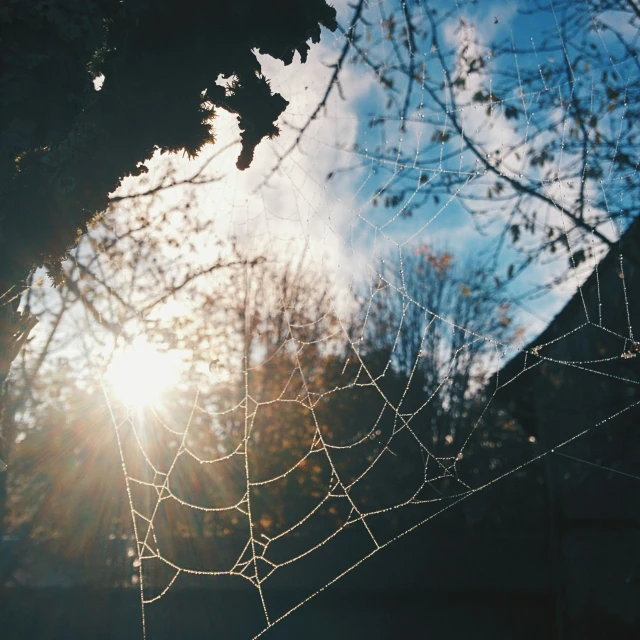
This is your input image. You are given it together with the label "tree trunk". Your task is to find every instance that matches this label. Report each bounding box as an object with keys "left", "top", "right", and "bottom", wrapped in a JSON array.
[{"left": 0, "top": 300, "right": 36, "bottom": 544}]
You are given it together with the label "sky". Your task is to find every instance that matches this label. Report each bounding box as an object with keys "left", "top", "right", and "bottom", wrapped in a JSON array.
[{"left": 25, "top": 0, "right": 639, "bottom": 371}]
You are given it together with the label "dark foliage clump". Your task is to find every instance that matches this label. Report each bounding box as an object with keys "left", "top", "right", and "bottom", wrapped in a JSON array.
[{"left": 0, "top": 0, "right": 337, "bottom": 291}]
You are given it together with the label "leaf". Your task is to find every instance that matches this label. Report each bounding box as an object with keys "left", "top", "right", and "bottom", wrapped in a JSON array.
[
  {"left": 606, "top": 86, "right": 619, "bottom": 100},
  {"left": 504, "top": 105, "right": 519, "bottom": 120},
  {"left": 510, "top": 224, "right": 520, "bottom": 243},
  {"left": 572, "top": 249, "right": 586, "bottom": 268},
  {"left": 431, "top": 130, "right": 450, "bottom": 142}
]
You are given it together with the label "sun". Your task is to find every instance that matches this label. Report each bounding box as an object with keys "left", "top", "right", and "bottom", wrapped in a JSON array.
[{"left": 106, "top": 338, "right": 181, "bottom": 408}]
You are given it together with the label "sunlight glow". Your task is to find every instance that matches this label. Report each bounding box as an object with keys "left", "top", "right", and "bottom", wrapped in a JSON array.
[{"left": 106, "top": 338, "right": 181, "bottom": 408}]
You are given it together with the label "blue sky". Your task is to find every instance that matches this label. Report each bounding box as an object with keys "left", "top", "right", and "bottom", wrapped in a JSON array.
[
  {"left": 25, "top": 0, "right": 639, "bottom": 369},
  {"left": 298, "top": 0, "right": 640, "bottom": 341}
]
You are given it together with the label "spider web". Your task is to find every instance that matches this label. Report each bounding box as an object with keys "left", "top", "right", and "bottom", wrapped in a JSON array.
[{"left": 78, "top": 0, "right": 640, "bottom": 637}]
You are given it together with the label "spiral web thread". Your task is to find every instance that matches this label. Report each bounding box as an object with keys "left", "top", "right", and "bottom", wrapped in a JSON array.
[{"left": 99, "top": 1, "right": 640, "bottom": 637}]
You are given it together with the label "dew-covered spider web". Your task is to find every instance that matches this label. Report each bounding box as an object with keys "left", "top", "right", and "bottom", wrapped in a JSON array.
[{"left": 79, "top": 0, "right": 640, "bottom": 637}]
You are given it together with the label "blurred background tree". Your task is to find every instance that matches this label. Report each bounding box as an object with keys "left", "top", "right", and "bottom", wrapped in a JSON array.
[{"left": 1, "top": 182, "right": 538, "bottom": 587}]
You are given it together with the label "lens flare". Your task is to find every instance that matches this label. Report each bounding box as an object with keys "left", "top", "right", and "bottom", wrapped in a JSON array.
[{"left": 106, "top": 338, "right": 181, "bottom": 408}]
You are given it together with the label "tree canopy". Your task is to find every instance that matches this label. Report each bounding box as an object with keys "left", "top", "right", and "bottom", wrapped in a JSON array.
[{"left": 0, "top": 0, "right": 337, "bottom": 295}]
